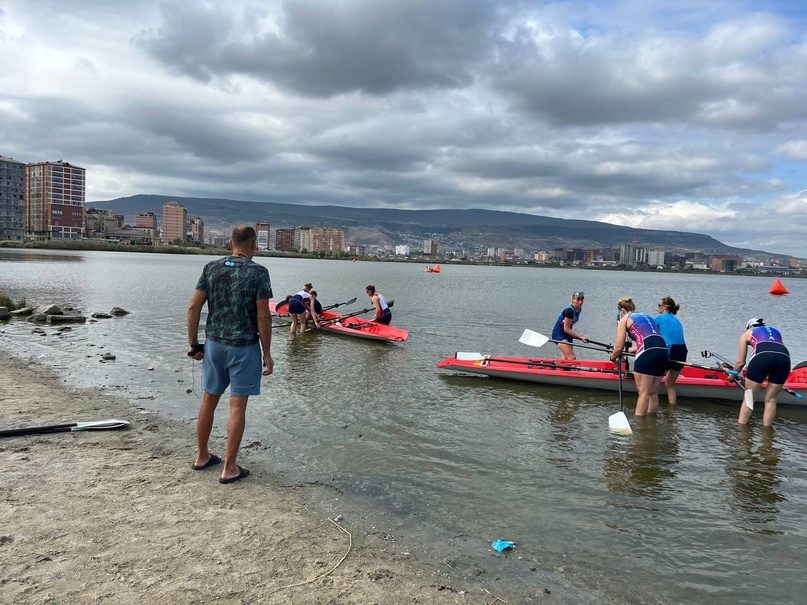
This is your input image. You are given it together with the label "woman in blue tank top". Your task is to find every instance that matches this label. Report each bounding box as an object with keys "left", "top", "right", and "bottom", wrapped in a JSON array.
[
  {"left": 655, "top": 296, "right": 687, "bottom": 405},
  {"left": 610, "top": 297, "right": 669, "bottom": 416}
]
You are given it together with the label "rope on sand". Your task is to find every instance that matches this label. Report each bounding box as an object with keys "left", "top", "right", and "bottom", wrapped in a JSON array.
[
  {"left": 266, "top": 517, "right": 352, "bottom": 595},
  {"left": 483, "top": 587, "right": 508, "bottom": 604}
]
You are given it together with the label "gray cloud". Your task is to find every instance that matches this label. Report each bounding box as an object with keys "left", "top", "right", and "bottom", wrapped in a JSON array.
[
  {"left": 135, "top": 0, "right": 501, "bottom": 96},
  {"left": 2, "top": 0, "right": 807, "bottom": 256}
]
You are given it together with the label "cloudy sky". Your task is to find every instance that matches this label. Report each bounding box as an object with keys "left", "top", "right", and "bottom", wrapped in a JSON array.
[{"left": 2, "top": 1, "right": 807, "bottom": 256}]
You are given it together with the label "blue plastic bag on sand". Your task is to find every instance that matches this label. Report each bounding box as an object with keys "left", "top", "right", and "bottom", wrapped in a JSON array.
[{"left": 491, "top": 538, "right": 516, "bottom": 552}]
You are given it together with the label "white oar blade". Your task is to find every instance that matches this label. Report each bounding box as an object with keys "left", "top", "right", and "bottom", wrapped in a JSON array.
[
  {"left": 743, "top": 389, "right": 755, "bottom": 411},
  {"left": 519, "top": 329, "right": 550, "bottom": 348},
  {"left": 456, "top": 352, "right": 486, "bottom": 361},
  {"left": 73, "top": 419, "right": 130, "bottom": 431},
  {"left": 608, "top": 412, "right": 633, "bottom": 434}
]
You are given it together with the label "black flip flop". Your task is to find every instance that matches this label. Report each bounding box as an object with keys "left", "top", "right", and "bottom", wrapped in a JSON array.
[
  {"left": 219, "top": 466, "right": 250, "bottom": 484},
  {"left": 191, "top": 454, "right": 222, "bottom": 470}
]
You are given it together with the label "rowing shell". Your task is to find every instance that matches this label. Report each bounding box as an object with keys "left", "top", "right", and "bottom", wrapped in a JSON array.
[
  {"left": 270, "top": 302, "right": 408, "bottom": 343},
  {"left": 436, "top": 354, "right": 807, "bottom": 405}
]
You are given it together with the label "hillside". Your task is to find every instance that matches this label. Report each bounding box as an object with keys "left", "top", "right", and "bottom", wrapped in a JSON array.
[{"left": 90, "top": 194, "right": 783, "bottom": 259}]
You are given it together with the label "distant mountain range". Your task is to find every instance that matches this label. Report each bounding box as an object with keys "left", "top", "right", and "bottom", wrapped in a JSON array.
[{"left": 91, "top": 194, "right": 787, "bottom": 260}]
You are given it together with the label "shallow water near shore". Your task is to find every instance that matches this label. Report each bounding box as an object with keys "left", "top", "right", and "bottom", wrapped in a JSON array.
[{"left": 2, "top": 248, "right": 807, "bottom": 603}]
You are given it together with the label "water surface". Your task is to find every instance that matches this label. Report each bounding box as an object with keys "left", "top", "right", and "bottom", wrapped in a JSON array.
[{"left": 2, "top": 249, "right": 806, "bottom": 604}]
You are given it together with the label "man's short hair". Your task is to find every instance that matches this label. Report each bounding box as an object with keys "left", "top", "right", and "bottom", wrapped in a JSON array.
[{"left": 231, "top": 225, "right": 257, "bottom": 245}]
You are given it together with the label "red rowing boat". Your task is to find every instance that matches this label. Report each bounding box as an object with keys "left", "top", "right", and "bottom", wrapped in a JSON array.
[
  {"left": 436, "top": 354, "right": 807, "bottom": 405},
  {"left": 270, "top": 302, "right": 408, "bottom": 343}
]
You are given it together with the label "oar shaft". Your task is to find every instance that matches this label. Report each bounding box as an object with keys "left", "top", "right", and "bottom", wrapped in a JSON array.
[
  {"left": 702, "top": 350, "right": 803, "bottom": 399},
  {"left": 0, "top": 419, "right": 131, "bottom": 438},
  {"left": 323, "top": 297, "right": 358, "bottom": 311},
  {"left": 0, "top": 423, "right": 77, "bottom": 437},
  {"left": 475, "top": 355, "right": 624, "bottom": 375}
]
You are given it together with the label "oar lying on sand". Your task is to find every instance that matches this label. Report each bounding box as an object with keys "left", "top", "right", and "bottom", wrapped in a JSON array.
[{"left": 0, "top": 419, "right": 130, "bottom": 438}]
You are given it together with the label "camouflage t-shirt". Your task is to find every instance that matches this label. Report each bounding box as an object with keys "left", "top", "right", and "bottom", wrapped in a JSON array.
[{"left": 195, "top": 256, "right": 273, "bottom": 347}]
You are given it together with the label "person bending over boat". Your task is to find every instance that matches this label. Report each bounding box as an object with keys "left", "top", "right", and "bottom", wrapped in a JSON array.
[
  {"left": 551, "top": 290, "right": 589, "bottom": 360},
  {"left": 611, "top": 297, "right": 669, "bottom": 416},
  {"left": 655, "top": 296, "right": 687, "bottom": 405},
  {"left": 366, "top": 285, "right": 392, "bottom": 325},
  {"left": 288, "top": 283, "right": 319, "bottom": 333},
  {"left": 733, "top": 318, "right": 791, "bottom": 427},
  {"left": 306, "top": 290, "right": 324, "bottom": 329}
]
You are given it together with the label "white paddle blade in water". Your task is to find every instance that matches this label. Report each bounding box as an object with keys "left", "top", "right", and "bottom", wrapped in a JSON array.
[
  {"left": 608, "top": 411, "right": 633, "bottom": 434},
  {"left": 519, "top": 329, "right": 550, "bottom": 348},
  {"left": 744, "top": 389, "right": 755, "bottom": 411}
]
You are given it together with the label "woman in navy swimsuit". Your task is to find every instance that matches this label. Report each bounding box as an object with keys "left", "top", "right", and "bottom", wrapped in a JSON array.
[
  {"left": 611, "top": 297, "right": 669, "bottom": 416},
  {"left": 733, "top": 318, "right": 791, "bottom": 426}
]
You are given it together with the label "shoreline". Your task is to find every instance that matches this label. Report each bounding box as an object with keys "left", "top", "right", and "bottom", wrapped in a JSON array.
[{"left": 0, "top": 350, "right": 490, "bottom": 604}]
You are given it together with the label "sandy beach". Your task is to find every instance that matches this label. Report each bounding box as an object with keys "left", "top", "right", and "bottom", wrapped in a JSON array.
[{"left": 0, "top": 350, "right": 522, "bottom": 605}]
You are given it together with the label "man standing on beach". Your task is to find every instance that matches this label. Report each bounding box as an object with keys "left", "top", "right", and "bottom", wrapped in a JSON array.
[{"left": 187, "top": 225, "right": 274, "bottom": 483}]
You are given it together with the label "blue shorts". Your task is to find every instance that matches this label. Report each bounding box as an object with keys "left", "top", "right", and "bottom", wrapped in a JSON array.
[
  {"left": 746, "top": 342, "right": 791, "bottom": 384},
  {"left": 376, "top": 309, "right": 392, "bottom": 325},
  {"left": 288, "top": 298, "right": 305, "bottom": 314},
  {"left": 667, "top": 344, "right": 688, "bottom": 372},
  {"left": 634, "top": 336, "right": 669, "bottom": 377},
  {"left": 552, "top": 328, "right": 572, "bottom": 343},
  {"left": 202, "top": 339, "right": 262, "bottom": 396}
]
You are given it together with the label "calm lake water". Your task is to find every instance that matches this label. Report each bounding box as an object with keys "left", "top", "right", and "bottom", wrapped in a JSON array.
[{"left": 2, "top": 249, "right": 806, "bottom": 604}]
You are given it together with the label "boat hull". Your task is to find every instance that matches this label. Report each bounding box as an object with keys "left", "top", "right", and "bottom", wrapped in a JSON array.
[
  {"left": 436, "top": 355, "right": 807, "bottom": 405},
  {"left": 316, "top": 310, "right": 408, "bottom": 342}
]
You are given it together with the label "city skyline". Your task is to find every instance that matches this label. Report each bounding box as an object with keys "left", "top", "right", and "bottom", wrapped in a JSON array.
[{"left": 2, "top": 2, "right": 807, "bottom": 256}]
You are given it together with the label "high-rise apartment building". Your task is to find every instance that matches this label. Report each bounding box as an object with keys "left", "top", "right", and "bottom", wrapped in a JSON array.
[
  {"left": 295, "top": 226, "right": 312, "bottom": 251},
  {"left": 275, "top": 226, "right": 345, "bottom": 253},
  {"left": 189, "top": 217, "right": 204, "bottom": 244},
  {"left": 309, "top": 227, "right": 344, "bottom": 253},
  {"left": 25, "top": 160, "right": 86, "bottom": 240},
  {"left": 0, "top": 155, "right": 26, "bottom": 241},
  {"left": 275, "top": 228, "right": 295, "bottom": 251},
  {"left": 162, "top": 201, "right": 187, "bottom": 244}
]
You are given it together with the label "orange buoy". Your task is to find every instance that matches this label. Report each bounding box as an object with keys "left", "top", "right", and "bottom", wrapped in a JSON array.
[{"left": 769, "top": 278, "right": 789, "bottom": 295}]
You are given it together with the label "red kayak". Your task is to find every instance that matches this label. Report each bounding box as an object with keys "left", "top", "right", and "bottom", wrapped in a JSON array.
[
  {"left": 270, "top": 302, "right": 408, "bottom": 343},
  {"left": 436, "top": 354, "right": 807, "bottom": 405}
]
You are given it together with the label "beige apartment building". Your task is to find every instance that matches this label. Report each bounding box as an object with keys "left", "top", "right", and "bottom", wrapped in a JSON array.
[
  {"left": 25, "top": 160, "right": 86, "bottom": 240},
  {"left": 309, "top": 227, "right": 344, "bottom": 253},
  {"left": 162, "top": 201, "right": 187, "bottom": 244}
]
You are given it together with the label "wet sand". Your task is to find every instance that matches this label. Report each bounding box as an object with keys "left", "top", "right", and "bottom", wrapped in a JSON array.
[{"left": 0, "top": 350, "right": 493, "bottom": 604}]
